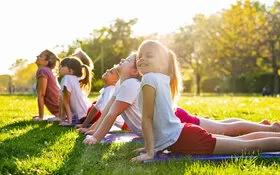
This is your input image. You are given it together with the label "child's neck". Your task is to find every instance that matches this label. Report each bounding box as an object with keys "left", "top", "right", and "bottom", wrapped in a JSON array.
[{"left": 120, "top": 76, "right": 131, "bottom": 84}]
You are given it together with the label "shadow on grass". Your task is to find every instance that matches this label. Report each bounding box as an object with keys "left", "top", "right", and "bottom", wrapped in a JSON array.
[
  {"left": 0, "top": 120, "right": 72, "bottom": 174},
  {"left": 51, "top": 135, "right": 143, "bottom": 174}
]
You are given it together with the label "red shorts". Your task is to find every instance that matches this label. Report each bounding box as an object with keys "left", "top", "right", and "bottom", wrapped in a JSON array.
[
  {"left": 167, "top": 123, "right": 216, "bottom": 154},
  {"left": 87, "top": 101, "right": 130, "bottom": 131},
  {"left": 87, "top": 101, "right": 102, "bottom": 124},
  {"left": 175, "top": 107, "right": 200, "bottom": 125}
]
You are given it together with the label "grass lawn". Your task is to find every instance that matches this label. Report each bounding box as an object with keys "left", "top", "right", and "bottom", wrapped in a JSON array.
[{"left": 0, "top": 94, "right": 280, "bottom": 174}]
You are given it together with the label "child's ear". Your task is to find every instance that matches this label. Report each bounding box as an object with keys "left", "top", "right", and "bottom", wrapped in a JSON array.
[{"left": 69, "top": 69, "right": 74, "bottom": 75}]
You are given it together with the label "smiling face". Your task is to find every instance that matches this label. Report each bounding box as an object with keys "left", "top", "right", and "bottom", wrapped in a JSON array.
[{"left": 136, "top": 41, "right": 169, "bottom": 75}]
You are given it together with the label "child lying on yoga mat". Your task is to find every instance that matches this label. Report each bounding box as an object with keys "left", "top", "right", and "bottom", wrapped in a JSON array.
[
  {"left": 83, "top": 53, "right": 142, "bottom": 144},
  {"left": 131, "top": 40, "right": 280, "bottom": 163},
  {"left": 76, "top": 67, "right": 129, "bottom": 133}
]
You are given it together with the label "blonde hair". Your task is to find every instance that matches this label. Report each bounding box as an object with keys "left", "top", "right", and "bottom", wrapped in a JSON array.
[
  {"left": 139, "top": 40, "right": 182, "bottom": 105},
  {"left": 72, "top": 48, "right": 94, "bottom": 71},
  {"left": 130, "top": 52, "right": 142, "bottom": 81},
  {"left": 61, "top": 56, "right": 93, "bottom": 95}
]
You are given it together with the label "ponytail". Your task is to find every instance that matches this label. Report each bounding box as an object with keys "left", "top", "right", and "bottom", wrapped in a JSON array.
[
  {"left": 168, "top": 50, "right": 183, "bottom": 106},
  {"left": 79, "top": 64, "right": 93, "bottom": 95}
]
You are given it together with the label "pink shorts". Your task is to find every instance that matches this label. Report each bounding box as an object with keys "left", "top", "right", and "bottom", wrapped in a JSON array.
[
  {"left": 167, "top": 123, "right": 216, "bottom": 154},
  {"left": 175, "top": 107, "right": 200, "bottom": 125}
]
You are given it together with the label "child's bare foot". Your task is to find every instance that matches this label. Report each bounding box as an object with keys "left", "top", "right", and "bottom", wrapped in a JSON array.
[
  {"left": 271, "top": 122, "right": 280, "bottom": 132},
  {"left": 260, "top": 119, "right": 271, "bottom": 125}
]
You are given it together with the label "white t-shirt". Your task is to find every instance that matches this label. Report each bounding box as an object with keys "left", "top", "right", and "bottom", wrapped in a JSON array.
[
  {"left": 113, "top": 78, "right": 142, "bottom": 136},
  {"left": 60, "top": 75, "right": 91, "bottom": 119},
  {"left": 94, "top": 85, "right": 125, "bottom": 128},
  {"left": 139, "top": 73, "right": 184, "bottom": 152},
  {"left": 94, "top": 86, "right": 115, "bottom": 111}
]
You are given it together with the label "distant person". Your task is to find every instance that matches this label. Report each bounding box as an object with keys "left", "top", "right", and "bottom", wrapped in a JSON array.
[
  {"left": 33, "top": 50, "right": 60, "bottom": 121},
  {"left": 262, "top": 85, "right": 271, "bottom": 96},
  {"left": 214, "top": 85, "right": 220, "bottom": 94}
]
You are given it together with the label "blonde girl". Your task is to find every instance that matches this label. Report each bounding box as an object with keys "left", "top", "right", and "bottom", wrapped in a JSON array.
[
  {"left": 132, "top": 40, "right": 280, "bottom": 163},
  {"left": 59, "top": 57, "right": 92, "bottom": 126}
]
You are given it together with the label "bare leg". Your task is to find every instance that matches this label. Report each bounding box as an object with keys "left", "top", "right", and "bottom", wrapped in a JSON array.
[
  {"left": 213, "top": 137, "right": 280, "bottom": 155},
  {"left": 214, "top": 132, "right": 280, "bottom": 140},
  {"left": 199, "top": 118, "right": 280, "bottom": 136},
  {"left": 218, "top": 118, "right": 247, "bottom": 123},
  {"left": 216, "top": 118, "right": 271, "bottom": 125}
]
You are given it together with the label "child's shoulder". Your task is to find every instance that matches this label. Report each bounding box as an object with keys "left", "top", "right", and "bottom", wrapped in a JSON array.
[
  {"left": 123, "top": 78, "right": 140, "bottom": 85},
  {"left": 36, "top": 66, "right": 52, "bottom": 77},
  {"left": 38, "top": 66, "right": 51, "bottom": 72},
  {"left": 142, "top": 72, "right": 167, "bottom": 81}
]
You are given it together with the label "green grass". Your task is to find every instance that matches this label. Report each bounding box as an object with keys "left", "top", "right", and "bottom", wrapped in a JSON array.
[{"left": 0, "top": 94, "right": 280, "bottom": 174}]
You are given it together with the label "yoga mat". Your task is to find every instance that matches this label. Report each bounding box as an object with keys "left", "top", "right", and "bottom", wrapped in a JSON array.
[
  {"left": 99, "top": 133, "right": 144, "bottom": 143},
  {"left": 143, "top": 151, "right": 280, "bottom": 163}
]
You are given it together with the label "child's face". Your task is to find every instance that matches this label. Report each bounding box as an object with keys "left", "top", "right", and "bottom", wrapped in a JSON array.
[
  {"left": 35, "top": 51, "right": 48, "bottom": 67},
  {"left": 137, "top": 43, "right": 168, "bottom": 75},
  {"left": 117, "top": 54, "right": 137, "bottom": 75},
  {"left": 59, "top": 65, "right": 71, "bottom": 77},
  {"left": 102, "top": 68, "right": 119, "bottom": 85}
]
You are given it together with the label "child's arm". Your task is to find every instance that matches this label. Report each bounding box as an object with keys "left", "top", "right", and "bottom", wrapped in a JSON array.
[
  {"left": 78, "top": 106, "right": 98, "bottom": 128},
  {"left": 62, "top": 87, "right": 72, "bottom": 123},
  {"left": 36, "top": 77, "right": 48, "bottom": 119},
  {"left": 86, "top": 96, "right": 116, "bottom": 132},
  {"left": 83, "top": 100, "right": 130, "bottom": 144},
  {"left": 132, "top": 85, "right": 155, "bottom": 162}
]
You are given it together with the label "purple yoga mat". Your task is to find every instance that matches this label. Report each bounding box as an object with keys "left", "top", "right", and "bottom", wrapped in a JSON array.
[
  {"left": 143, "top": 151, "right": 280, "bottom": 163},
  {"left": 100, "top": 133, "right": 144, "bottom": 143}
]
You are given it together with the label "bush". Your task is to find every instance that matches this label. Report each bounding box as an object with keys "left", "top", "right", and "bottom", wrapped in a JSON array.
[{"left": 92, "top": 79, "right": 104, "bottom": 92}]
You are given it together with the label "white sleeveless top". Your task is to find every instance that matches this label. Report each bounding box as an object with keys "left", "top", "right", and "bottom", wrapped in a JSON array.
[{"left": 138, "top": 73, "right": 184, "bottom": 152}]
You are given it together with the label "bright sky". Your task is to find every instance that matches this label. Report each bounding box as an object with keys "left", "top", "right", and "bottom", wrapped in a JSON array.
[{"left": 0, "top": 0, "right": 273, "bottom": 75}]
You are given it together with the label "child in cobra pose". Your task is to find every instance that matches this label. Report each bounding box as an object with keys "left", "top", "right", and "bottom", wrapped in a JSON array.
[
  {"left": 33, "top": 50, "right": 60, "bottom": 121},
  {"left": 132, "top": 40, "right": 280, "bottom": 163},
  {"left": 76, "top": 67, "right": 129, "bottom": 133},
  {"left": 59, "top": 57, "right": 92, "bottom": 126},
  {"left": 83, "top": 53, "right": 142, "bottom": 144}
]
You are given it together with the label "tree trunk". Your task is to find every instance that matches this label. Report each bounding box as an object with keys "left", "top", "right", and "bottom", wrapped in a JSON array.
[
  {"left": 196, "top": 73, "right": 201, "bottom": 96},
  {"left": 270, "top": 42, "right": 279, "bottom": 95}
]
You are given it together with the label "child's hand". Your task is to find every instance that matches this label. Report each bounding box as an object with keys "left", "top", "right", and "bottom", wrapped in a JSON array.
[
  {"left": 135, "top": 147, "right": 146, "bottom": 153},
  {"left": 77, "top": 128, "right": 89, "bottom": 134},
  {"left": 75, "top": 124, "right": 83, "bottom": 129},
  {"left": 83, "top": 135, "right": 97, "bottom": 144},
  {"left": 131, "top": 153, "right": 154, "bottom": 163},
  {"left": 85, "top": 130, "right": 95, "bottom": 135}
]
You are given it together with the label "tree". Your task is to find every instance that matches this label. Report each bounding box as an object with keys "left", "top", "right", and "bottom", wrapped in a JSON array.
[{"left": 257, "top": 1, "right": 280, "bottom": 94}]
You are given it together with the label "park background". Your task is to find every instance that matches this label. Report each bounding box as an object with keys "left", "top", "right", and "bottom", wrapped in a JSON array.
[{"left": 0, "top": 0, "right": 279, "bottom": 96}]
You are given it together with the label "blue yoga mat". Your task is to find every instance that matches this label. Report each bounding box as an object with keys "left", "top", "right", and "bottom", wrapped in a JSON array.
[
  {"left": 99, "top": 133, "right": 280, "bottom": 162},
  {"left": 144, "top": 151, "right": 280, "bottom": 163}
]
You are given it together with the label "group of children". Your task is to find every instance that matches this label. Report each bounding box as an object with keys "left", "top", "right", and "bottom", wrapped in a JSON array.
[{"left": 34, "top": 40, "right": 280, "bottom": 163}]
